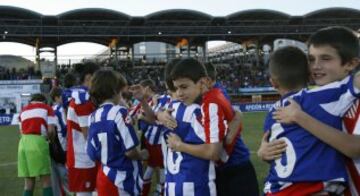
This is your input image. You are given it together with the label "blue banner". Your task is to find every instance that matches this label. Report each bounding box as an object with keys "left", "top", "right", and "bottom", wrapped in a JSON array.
[
  {"left": 0, "top": 103, "right": 273, "bottom": 126},
  {"left": 0, "top": 114, "right": 19, "bottom": 126},
  {"left": 238, "top": 87, "right": 275, "bottom": 93},
  {"left": 234, "top": 102, "right": 275, "bottom": 112}
]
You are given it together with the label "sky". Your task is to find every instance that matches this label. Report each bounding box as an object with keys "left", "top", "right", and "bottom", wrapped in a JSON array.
[{"left": 0, "top": 0, "right": 359, "bottom": 62}]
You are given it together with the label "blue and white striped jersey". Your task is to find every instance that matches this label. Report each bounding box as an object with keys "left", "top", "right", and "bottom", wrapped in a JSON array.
[
  {"left": 264, "top": 75, "right": 360, "bottom": 193},
  {"left": 52, "top": 103, "right": 67, "bottom": 151},
  {"left": 162, "top": 100, "right": 216, "bottom": 196},
  {"left": 87, "top": 102, "right": 143, "bottom": 195},
  {"left": 62, "top": 86, "right": 90, "bottom": 109},
  {"left": 143, "top": 94, "right": 171, "bottom": 145}
]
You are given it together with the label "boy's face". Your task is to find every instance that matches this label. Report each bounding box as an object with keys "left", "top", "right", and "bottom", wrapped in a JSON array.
[
  {"left": 84, "top": 74, "right": 93, "bottom": 88},
  {"left": 173, "top": 77, "right": 203, "bottom": 105},
  {"left": 55, "top": 96, "right": 62, "bottom": 104},
  {"left": 309, "top": 44, "right": 355, "bottom": 86}
]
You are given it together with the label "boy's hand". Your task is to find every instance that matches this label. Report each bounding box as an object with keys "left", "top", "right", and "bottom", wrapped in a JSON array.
[
  {"left": 140, "top": 149, "right": 149, "bottom": 161},
  {"left": 125, "top": 115, "right": 135, "bottom": 125},
  {"left": 157, "top": 109, "right": 177, "bottom": 129},
  {"left": 273, "top": 98, "right": 301, "bottom": 124},
  {"left": 152, "top": 94, "right": 159, "bottom": 106},
  {"left": 166, "top": 132, "right": 183, "bottom": 151},
  {"left": 226, "top": 110, "right": 242, "bottom": 145},
  {"left": 257, "top": 132, "right": 287, "bottom": 161}
]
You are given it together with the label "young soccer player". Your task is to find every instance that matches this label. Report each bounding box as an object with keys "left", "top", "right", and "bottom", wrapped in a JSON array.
[
  {"left": 66, "top": 62, "right": 99, "bottom": 195},
  {"left": 270, "top": 26, "right": 360, "bottom": 195},
  {"left": 127, "top": 59, "right": 180, "bottom": 195},
  {"left": 87, "top": 70, "right": 148, "bottom": 196},
  {"left": 158, "top": 60, "right": 258, "bottom": 195},
  {"left": 160, "top": 58, "right": 220, "bottom": 196},
  {"left": 50, "top": 87, "right": 67, "bottom": 160},
  {"left": 205, "top": 63, "right": 259, "bottom": 196},
  {"left": 158, "top": 58, "right": 257, "bottom": 195},
  {"left": 260, "top": 46, "right": 360, "bottom": 195},
  {"left": 18, "top": 93, "right": 56, "bottom": 196},
  {"left": 130, "top": 79, "right": 166, "bottom": 196},
  {"left": 61, "top": 72, "right": 77, "bottom": 111},
  {"left": 49, "top": 87, "right": 70, "bottom": 196}
]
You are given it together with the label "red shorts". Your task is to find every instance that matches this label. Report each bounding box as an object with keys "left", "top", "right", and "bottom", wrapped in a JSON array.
[
  {"left": 97, "top": 167, "right": 123, "bottom": 196},
  {"left": 144, "top": 140, "right": 163, "bottom": 168},
  {"left": 68, "top": 167, "right": 97, "bottom": 192},
  {"left": 266, "top": 182, "right": 324, "bottom": 196}
]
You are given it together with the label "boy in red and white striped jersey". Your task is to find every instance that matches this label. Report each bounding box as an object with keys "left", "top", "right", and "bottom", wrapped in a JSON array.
[
  {"left": 66, "top": 62, "right": 99, "bottom": 195},
  {"left": 18, "top": 93, "right": 56, "bottom": 196}
]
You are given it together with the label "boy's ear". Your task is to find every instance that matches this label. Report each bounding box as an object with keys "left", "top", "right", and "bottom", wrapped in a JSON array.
[
  {"left": 270, "top": 77, "right": 280, "bottom": 89},
  {"left": 199, "top": 77, "right": 209, "bottom": 92},
  {"left": 345, "top": 57, "right": 360, "bottom": 72},
  {"left": 205, "top": 77, "right": 213, "bottom": 88},
  {"left": 84, "top": 74, "right": 92, "bottom": 86},
  {"left": 198, "top": 77, "right": 207, "bottom": 85}
]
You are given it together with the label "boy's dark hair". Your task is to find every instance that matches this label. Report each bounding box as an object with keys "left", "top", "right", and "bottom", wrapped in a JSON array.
[
  {"left": 269, "top": 46, "right": 309, "bottom": 90},
  {"left": 74, "top": 62, "right": 100, "bottom": 84},
  {"left": 50, "top": 87, "right": 62, "bottom": 101},
  {"left": 308, "top": 26, "right": 360, "bottom": 65},
  {"left": 90, "top": 70, "right": 127, "bottom": 105},
  {"left": 30, "top": 93, "right": 47, "bottom": 103},
  {"left": 205, "top": 62, "right": 217, "bottom": 81},
  {"left": 140, "top": 79, "right": 157, "bottom": 93},
  {"left": 63, "top": 72, "right": 77, "bottom": 88},
  {"left": 170, "top": 58, "right": 207, "bottom": 83},
  {"left": 164, "top": 58, "right": 181, "bottom": 92}
]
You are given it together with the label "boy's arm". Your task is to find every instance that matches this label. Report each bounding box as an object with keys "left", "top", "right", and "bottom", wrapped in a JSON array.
[
  {"left": 274, "top": 98, "right": 360, "bottom": 159},
  {"left": 139, "top": 99, "right": 156, "bottom": 124},
  {"left": 129, "top": 84, "right": 156, "bottom": 123},
  {"left": 257, "top": 131, "right": 287, "bottom": 161},
  {"left": 86, "top": 132, "right": 97, "bottom": 161},
  {"left": 125, "top": 148, "right": 149, "bottom": 160},
  {"left": 116, "top": 109, "right": 149, "bottom": 160},
  {"left": 47, "top": 124, "right": 56, "bottom": 142},
  {"left": 74, "top": 101, "right": 94, "bottom": 138},
  {"left": 166, "top": 132, "right": 221, "bottom": 161},
  {"left": 47, "top": 107, "right": 57, "bottom": 141},
  {"left": 225, "top": 110, "right": 242, "bottom": 145}
]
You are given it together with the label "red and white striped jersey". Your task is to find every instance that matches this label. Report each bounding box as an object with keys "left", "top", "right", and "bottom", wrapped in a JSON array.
[
  {"left": 201, "top": 88, "right": 229, "bottom": 144},
  {"left": 66, "top": 90, "right": 96, "bottom": 169},
  {"left": 343, "top": 99, "right": 360, "bottom": 196},
  {"left": 19, "top": 101, "right": 56, "bottom": 136}
]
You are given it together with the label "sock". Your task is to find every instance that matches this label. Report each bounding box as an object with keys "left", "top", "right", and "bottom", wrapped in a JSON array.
[
  {"left": 142, "top": 180, "right": 151, "bottom": 196},
  {"left": 23, "top": 190, "right": 33, "bottom": 196},
  {"left": 156, "top": 183, "right": 164, "bottom": 195},
  {"left": 43, "top": 187, "right": 53, "bottom": 196}
]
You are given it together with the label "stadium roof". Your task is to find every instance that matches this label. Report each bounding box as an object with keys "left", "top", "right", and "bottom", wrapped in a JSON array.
[
  {"left": 226, "top": 9, "right": 290, "bottom": 20},
  {"left": 0, "top": 6, "right": 42, "bottom": 19},
  {"left": 145, "top": 9, "right": 213, "bottom": 21},
  {"left": 0, "top": 6, "right": 358, "bottom": 47},
  {"left": 304, "top": 7, "right": 360, "bottom": 19},
  {"left": 58, "top": 8, "right": 131, "bottom": 20}
]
